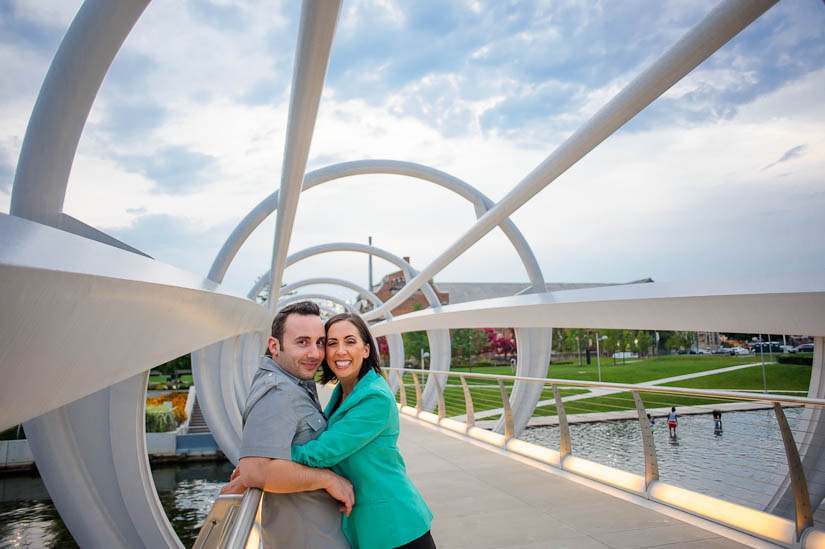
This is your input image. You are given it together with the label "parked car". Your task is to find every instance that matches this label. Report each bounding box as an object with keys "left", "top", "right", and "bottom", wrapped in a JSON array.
[
  {"left": 713, "top": 347, "right": 731, "bottom": 354},
  {"left": 779, "top": 345, "right": 795, "bottom": 354},
  {"left": 751, "top": 342, "right": 783, "bottom": 353},
  {"left": 795, "top": 343, "right": 814, "bottom": 353},
  {"left": 730, "top": 346, "right": 750, "bottom": 356},
  {"left": 694, "top": 349, "right": 712, "bottom": 355}
]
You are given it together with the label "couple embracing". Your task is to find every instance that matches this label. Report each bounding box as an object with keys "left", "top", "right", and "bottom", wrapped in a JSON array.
[{"left": 220, "top": 301, "right": 435, "bottom": 549}]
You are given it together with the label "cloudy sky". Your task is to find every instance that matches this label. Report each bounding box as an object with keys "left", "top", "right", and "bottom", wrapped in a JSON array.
[{"left": 1, "top": 0, "right": 823, "bottom": 306}]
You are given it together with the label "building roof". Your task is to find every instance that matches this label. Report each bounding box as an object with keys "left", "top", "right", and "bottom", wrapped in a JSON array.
[{"left": 433, "top": 279, "right": 654, "bottom": 305}]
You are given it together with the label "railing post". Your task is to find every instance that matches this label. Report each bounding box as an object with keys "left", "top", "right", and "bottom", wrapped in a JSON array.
[
  {"left": 397, "top": 371, "right": 407, "bottom": 407},
  {"left": 632, "top": 391, "right": 659, "bottom": 490},
  {"left": 552, "top": 385, "right": 571, "bottom": 459},
  {"left": 773, "top": 402, "right": 813, "bottom": 542},
  {"left": 411, "top": 372, "right": 422, "bottom": 414},
  {"left": 498, "top": 379, "right": 515, "bottom": 441},
  {"left": 432, "top": 373, "right": 446, "bottom": 420},
  {"left": 460, "top": 376, "right": 475, "bottom": 429}
]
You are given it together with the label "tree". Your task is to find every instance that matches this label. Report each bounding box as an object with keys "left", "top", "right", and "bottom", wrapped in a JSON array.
[
  {"left": 563, "top": 328, "right": 581, "bottom": 353},
  {"left": 487, "top": 330, "right": 517, "bottom": 361},
  {"left": 665, "top": 332, "right": 684, "bottom": 352},
  {"left": 635, "top": 331, "right": 654, "bottom": 357},
  {"left": 402, "top": 331, "right": 429, "bottom": 366},
  {"left": 451, "top": 328, "right": 487, "bottom": 362}
]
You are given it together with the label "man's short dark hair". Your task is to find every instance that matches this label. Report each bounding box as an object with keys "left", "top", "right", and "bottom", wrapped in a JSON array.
[{"left": 266, "top": 301, "right": 321, "bottom": 356}]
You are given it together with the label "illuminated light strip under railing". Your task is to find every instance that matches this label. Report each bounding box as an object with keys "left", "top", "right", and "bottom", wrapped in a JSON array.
[
  {"left": 649, "top": 482, "right": 795, "bottom": 546},
  {"left": 562, "top": 456, "right": 646, "bottom": 494},
  {"left": 391, "top": 369, "right": 825, "bottom": 546},
  {"left": 803, "top": 529, "right": 825, "bottom": 549}
]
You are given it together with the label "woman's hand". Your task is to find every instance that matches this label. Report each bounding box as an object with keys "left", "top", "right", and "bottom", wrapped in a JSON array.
[{"left": 321, "top": 470, "right": 354, "bottom": 517}]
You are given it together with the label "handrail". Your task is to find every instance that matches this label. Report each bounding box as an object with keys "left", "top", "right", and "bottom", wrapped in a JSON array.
[
  {"left": 387, "top": 367, "right": 825, "bottom": 407},
  {"left": 221, "top": 487, "right": 262, "bottom": 549},
  {"left": 389, "top": 366, "right": 820, "bottom": 546}
]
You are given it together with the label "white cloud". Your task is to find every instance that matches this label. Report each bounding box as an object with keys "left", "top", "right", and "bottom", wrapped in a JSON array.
[{"left": 3, "top": 0, "right": 824, "bottom": 302}]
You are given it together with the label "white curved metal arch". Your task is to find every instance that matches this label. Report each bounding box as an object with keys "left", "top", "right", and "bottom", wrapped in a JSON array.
[
  {"left": 201, "top": 160, "right": 553, "bottom": 430},
  {"left": 249, "top": 242, "right": 450, "bottom": 411},
  {"left": 276, "top": 292, "right": 354, "bottom": 313},
  {"left": 3, "top": 0, "right": 802, "bottom": 545},
  {"left": 207, "top": 159, "right": 545, "bottom": 289}
]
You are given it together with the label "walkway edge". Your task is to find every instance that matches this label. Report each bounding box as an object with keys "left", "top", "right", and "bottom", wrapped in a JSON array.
[{"left": 400, "top": 412, "right": 785, "bottom": 549}]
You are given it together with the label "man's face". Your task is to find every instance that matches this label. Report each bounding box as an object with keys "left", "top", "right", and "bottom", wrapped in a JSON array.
[{"left": 268, "top": 313, "right": 325, "bottom": 380}]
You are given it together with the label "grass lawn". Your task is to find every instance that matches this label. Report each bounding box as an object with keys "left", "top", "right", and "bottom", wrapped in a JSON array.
[
  {"left": 661, "top": 362, "right": 811, "bottom": 393},
  {"left": 398, "top": 356, "right": 812, "bottom": 418},
  {"left": 452, "top": 355, "right": 763, "bottom": 384},
  {"left": 149, "top": 375, "right": 167, "bottom": 383},
  {"left": 392, "top": 373, "right": 586, "bottom": 415}
]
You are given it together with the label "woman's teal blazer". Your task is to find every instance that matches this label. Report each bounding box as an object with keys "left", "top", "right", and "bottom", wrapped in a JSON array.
[{"left": 292, "top": 369, "right": 433, "bottom": 549}]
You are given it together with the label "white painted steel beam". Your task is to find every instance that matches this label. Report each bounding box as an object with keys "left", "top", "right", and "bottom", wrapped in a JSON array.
[
  {"left": 268, "top": 0, "right": 342, "bottom": 306},
  {"left": 0, "top": 212, "right": 270, "bottom": 428},
  {"left": 370, "top": 274, "right": 825, "bottom": 337},
  {"left": 369, "top": 0, "right": 779, "bottom": 320}
]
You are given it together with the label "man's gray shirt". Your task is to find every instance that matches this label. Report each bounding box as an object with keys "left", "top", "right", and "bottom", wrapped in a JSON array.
[{"left": 240, "top": 356, "right": 349, "bottom": 548}]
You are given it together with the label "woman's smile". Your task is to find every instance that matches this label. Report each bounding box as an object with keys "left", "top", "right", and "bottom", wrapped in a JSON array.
[{"left": 325, "top": 320, "right": 370, "bottom": 392}]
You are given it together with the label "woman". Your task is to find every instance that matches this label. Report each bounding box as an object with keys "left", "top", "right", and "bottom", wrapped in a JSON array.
[{"left": 291, "top": 312, "right": 435, "bottom": 549}]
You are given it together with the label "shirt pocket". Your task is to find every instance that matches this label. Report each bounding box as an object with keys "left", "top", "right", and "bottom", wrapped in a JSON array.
[{"left": 294, "top": 410, "right": 326, "bottom": 445}]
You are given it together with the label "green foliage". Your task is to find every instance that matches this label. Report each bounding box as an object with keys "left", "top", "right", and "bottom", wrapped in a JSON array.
[
  {"left": 402, "top": 330, "right": 429, "bottom": 365},
  {"left": 635, "top": 331, "right": 654, "bottom": 356},
  {"left": 777, "top": 353, "right": 814, "bottom": 366},
  {"left": 145, "top": 405, "right": 176, "bottom": 432},
  {"left": 450, "top": 328, "right": 487, "bottom": 361},
  {"left": 154, "top": 353, "right": 191, "bottom": 377}
]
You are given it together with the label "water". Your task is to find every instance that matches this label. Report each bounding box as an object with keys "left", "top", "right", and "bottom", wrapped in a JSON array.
[
  {"left": 519, "top": 407, "right": 803, "bottom": 510},
  {"left": 0, "top": 460, "right": 233, "bottom": 548}
]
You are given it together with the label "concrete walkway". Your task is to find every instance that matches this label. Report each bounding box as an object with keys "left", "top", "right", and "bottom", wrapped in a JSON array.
[
  {"left": 398, "top": 414, "right": 767, "bottom": 549},
  {"left": 466, "top": 362, "right": 774, "bottom": 421}
]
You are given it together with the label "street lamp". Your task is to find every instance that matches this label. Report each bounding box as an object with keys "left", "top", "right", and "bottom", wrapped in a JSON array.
[
  {"left": 596, "top": 333, "right": 607, "bottom": 382},
  {"left": 421, "top": 349, "right": 430, "bottom": 370}
]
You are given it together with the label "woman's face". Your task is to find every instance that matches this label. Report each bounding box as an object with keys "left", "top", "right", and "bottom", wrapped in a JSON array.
[{"left": 325, "top": 320, "right": 370, "bottom": 385}]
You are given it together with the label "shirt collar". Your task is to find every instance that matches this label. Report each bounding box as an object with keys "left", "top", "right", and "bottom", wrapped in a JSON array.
[{"left": 258, "top": 355, "right": 316, "bottom": 390}]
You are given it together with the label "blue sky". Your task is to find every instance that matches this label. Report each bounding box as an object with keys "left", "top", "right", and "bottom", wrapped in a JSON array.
[{"left": 1, "top": 0, "right": 823, "bottom": 305}]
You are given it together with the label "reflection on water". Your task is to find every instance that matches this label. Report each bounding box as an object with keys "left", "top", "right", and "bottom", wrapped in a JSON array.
[
  {"left": 0, "top": 460, "right": 233, "bottom": 548},
  {"left": 519, "top": 407, "right": 803, "bottom": 510}
]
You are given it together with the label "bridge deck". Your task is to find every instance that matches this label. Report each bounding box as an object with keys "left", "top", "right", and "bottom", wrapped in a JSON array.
[{"left": 397, "top": 415, "right": 759, "bottom": 549}]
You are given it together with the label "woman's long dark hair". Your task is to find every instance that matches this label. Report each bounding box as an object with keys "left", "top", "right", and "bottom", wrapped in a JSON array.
[{"left": 319, "top": 313, "right": 383, "bottom": 385}]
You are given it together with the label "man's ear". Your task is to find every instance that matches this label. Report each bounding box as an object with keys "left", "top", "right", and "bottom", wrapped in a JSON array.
[{"left": 267, "top": 337, "right": 280, "bottom": 358}]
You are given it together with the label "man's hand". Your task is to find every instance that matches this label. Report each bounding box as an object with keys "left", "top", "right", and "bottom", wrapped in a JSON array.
[
  {"left": 238, "top": 457, "right": 354, "bottom": 515},
  {"left": 219, "top": 474, "right": 248, "bottom": 495},
  {"left": 321, "top": 470, "right": 354, "bottom": 517}
]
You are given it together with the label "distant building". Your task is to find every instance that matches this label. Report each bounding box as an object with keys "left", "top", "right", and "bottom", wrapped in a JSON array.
[
  {"left": 697, "top": 331, "right": 721, "bottom": 350},
  {"left": 359, "top": 257, "right": 654, "bottom": 318}
]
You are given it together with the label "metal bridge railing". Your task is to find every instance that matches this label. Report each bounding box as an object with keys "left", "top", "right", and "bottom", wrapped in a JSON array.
[{"left": 387, "top": 367, "right": 825, "bottom": 549}]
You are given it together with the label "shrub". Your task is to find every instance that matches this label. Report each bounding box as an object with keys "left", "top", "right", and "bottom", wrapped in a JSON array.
[
  {"left": 777, "top": 353, "right": 813, "bottom": 366},
  {"left": 146, "top": 391, "right": 189, "bottom": 424},
  {"left": 550, "top": 360, "right": 574, "bottom": 365},
  {"left": 145, "top": 405, "right": 175, "bottom": 432}
]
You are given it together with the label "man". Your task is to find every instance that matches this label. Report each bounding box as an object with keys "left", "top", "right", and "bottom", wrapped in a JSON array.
[{"left": 220, "top": 301, "right": 352, "bottom": 548}]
